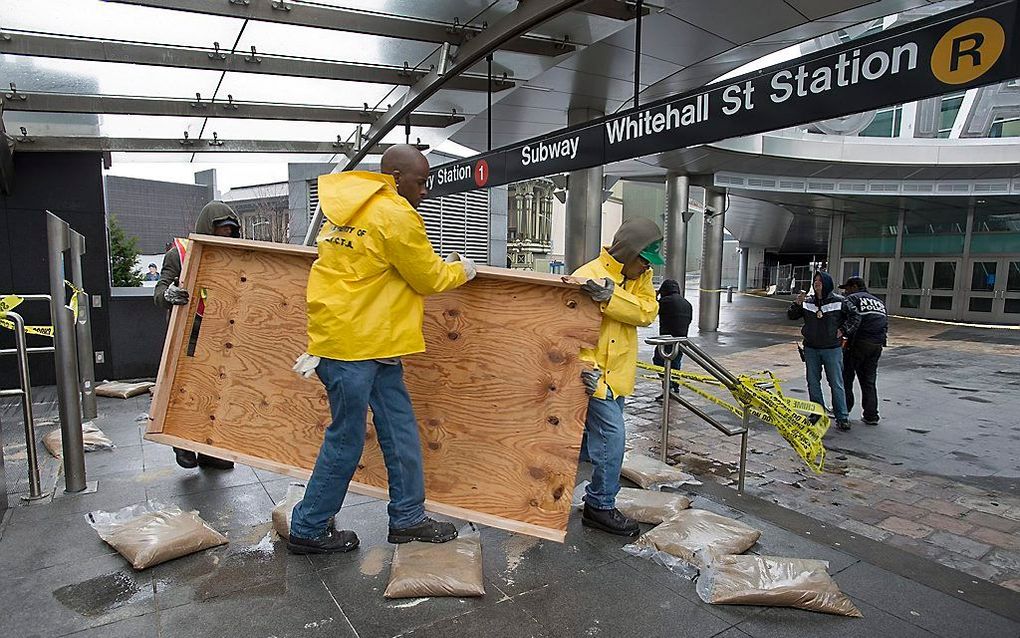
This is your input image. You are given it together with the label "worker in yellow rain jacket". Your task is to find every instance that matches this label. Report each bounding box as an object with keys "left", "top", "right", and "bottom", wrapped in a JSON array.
[
  {"left": 573, "top": 218, "right": 662, "bottom": 536},
  {"left": 288, "top": 145, "right": 476, "bottom": 555}
]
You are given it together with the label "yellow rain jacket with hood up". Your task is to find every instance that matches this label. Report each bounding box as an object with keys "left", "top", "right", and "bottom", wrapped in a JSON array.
[
  {"left": 572, "top": 218, "right": 660, "bottom": 400},
  {"left": 306, "top": 171, "right": 467, "bottom": 361}
]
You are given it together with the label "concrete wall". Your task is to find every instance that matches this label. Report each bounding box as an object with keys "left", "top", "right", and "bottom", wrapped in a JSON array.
[{"left": 0, "top": 152, "right": 114, "bottom": 387}]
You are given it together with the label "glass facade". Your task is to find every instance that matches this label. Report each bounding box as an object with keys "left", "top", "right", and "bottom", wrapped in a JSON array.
[
  {"left": 841, "top": 210, "right": 899, "bottom": 255},
  {"left": 971, "top": 202, "right": 1020, "bottom": 254},
  {"left": 902, "top": 206, "right": 967, "bottom": 255}
]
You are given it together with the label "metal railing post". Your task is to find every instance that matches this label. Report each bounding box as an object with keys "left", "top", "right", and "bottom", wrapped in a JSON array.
[
  {"left": 46, "top": 212, "right": 86, "bottom": 493},
  {"left": 7, "top": 312, "right": 44, "bottom": 500},
  {"left": 647, "top": 336, "right": 683, "bottom": 464},
  {"left": 68, "top": 230, "right": 97, "bottom": 421},
  {"left": 738, "top": 407, "right": 749, "bottom": 495}
]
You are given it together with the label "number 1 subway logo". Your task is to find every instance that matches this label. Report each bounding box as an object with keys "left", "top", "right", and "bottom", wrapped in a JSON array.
[{"left": 931, "top": 17, "right": 1006, "bottom": 85}]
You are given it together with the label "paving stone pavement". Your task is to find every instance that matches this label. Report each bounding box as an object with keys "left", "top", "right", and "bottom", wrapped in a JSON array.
[{"left": 629, "top": 290, "right": 1020, "bottom": 593}]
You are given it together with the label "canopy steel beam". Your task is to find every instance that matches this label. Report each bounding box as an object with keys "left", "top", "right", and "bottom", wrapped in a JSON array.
[
  {"left": 303, "top": 0, "right": 589, "bottom": 244},
  {"left": 105, "top": 0, "right": 576, "bottom": 57},
  {"left": 7, "top": 135, "right": 428, "bottom": 154},
  {"left": 0, "top": 32, "right": 514, "bottom": 93},
  {"left": 2, "top": 92, "right": 464, "bottom": 127},
  {"left": 578, "top": 0, "right": 650, "bottom": 20}
]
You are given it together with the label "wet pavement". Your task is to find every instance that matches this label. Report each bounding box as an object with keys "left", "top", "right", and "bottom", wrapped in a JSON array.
[{"left": 1, "top": 292, "right": 1019, "bottom": 637}]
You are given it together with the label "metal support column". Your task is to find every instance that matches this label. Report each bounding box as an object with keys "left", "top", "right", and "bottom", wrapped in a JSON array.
[
  {"left": 737, "top": 244, "right": 750, "bottom": 292},
  {"left": 68, "top": 231, "right": 97, "bottom": 421},
  {"left": 665, "top": 173, "right": 690, "bottom": 288},
  {"left": 700, "top": 188, "right": 726, "bottom": 332},
  {"left": 46, "top": 213, "right": 86, "bottom": 493},
  {"left": 565, "top": 108, "right": 604, "bottom": 272}
]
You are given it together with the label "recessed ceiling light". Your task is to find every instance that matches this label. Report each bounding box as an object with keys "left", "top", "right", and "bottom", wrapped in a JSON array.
[{"left": 977, "top": 199, "right": 987, "bottom": 203}]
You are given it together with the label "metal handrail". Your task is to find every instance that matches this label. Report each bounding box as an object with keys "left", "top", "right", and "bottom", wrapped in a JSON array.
[
  {"left": 647, "top": 336, "right": 749, "bottom": 494},
  {"left": 2, "top": 312, "right": 45, "bottom": 500}
]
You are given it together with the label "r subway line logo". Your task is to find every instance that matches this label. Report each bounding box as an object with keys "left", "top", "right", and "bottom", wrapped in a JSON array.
[{"left": 930, "top": 17, "right": 1006, "bottom": 85}]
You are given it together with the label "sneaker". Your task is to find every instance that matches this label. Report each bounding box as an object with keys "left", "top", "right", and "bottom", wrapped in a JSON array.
[
  {"left": 388, "top": 517, "right": 458, "bottom": 544},
  {"left": 863, "top": 416, "right": 880, "bottom": 426},
  {"left": 174, "top": 447, "right": 198, "bottom": 469},
  {"left": 287, "top": 528, "right": 360, "bottom": 555},
  {"left": 581, "top": 504, "right": 640, "bottom": 537},
  {"left": 197, "top": 454, "right": 234, "bottom": 470},
  {"left": 836, "top": 420, "right": 852, "bottom": 431}
]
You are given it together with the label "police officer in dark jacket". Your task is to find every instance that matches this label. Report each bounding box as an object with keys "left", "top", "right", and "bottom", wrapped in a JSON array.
[
  {"left": 653, "top": 279, "right": 693, "bottom": 401},
  {"left": 838, "top": 276, "right": 888, "bottom": 426},
  {"left": 788, "top": 271, "right": 860, "bottom": 430}
]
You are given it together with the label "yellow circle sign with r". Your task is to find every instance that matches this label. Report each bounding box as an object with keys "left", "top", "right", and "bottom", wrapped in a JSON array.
[{"left": 931, "top": 17, "right": 1006, "bottom": 85}]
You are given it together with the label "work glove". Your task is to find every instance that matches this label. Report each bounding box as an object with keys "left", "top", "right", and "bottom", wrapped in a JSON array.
[
  {"left": 164, "top": 284, "right": 190, "bottom": 306},
  {"left": 580, "top": 278, "right": 614, "bottom": 303},
  {"left": 581, "top": 369, "right": 601, "bottom": 396},
  {"left": 445, "top": 251, "right": 477, "bottom": 282},
  {"left": 292, "top": 353, "right": 321, "bottom": 379}
]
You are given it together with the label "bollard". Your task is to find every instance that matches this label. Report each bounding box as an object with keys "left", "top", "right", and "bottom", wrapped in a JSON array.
[
  {"left": 68, "top": 231, "right": 98, "bottom": 421},
  {"left": 726, "top": 286, "right": 734, "bottom": 303}
]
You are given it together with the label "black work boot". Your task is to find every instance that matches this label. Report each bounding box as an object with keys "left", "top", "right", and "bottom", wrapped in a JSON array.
[
  {"left": 388, "top": 517, "right": 458, "bottom": 544},
  {"left": 836, "top": 419, "right": 852, "bottom": 431},
  {"left": 581, "top": 504, "right": 640, "bottom": 537},
  {"left": 197, "top": 454, "right": 235, "bottom": 470},
  {"left": 287, "top": 528, "right": 360, "bottom": 555},
  {"left": 174, "top": 447, "right": 198, "bottom": 469}
]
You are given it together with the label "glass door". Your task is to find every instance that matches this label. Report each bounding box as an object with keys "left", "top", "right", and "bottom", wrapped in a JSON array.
[
  {"left": 864, "top": 260, "right": 892, "bottom": 303},
  {"left": 1001, "top": 260, "right": 1020, "bottom": 323},
  {"left": 964, "top": 260, "right": 998, "bottom": 321},
  {"left": 897, "top": 259, "right": 960, "bottom": 319}
]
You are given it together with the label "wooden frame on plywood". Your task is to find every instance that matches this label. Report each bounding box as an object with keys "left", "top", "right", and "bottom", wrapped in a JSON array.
[{"left": 147, "top": 236, "right": 601, "bottom": 541}]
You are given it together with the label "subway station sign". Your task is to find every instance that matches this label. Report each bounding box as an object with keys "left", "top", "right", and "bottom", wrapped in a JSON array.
[{"left": 427, "top": 0, "right": 1018, "bottom": 198}]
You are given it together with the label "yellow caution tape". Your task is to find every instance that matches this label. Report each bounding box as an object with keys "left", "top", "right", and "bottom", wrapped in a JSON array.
[
  {"left": 0, "top": 282, "right": 83, "bottom": 337},
  {"left": 638, "top": 361, "right": 829, "bottom": 473}
]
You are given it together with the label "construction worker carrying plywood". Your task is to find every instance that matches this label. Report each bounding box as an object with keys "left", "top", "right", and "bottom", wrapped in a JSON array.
[
  {"left": 574, "top": 218, "right": 663, "bottom": 536},
  {"left": 288, "top": 145, "right": 476, "bottom": 555}
]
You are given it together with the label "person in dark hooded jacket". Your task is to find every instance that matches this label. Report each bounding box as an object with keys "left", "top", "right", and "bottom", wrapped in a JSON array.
[
  {"left": 788, "top": 271, "right": 860, "bottom": 430},
  {"left": 653, "top": 279, "right": 692, "bottom": 400},
  {"left": 154, "top": 201, "right": 241, "bottom": 469}
]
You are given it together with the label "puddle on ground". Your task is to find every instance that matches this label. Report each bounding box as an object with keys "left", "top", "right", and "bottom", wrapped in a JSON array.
[
  {"left": 359, "top": 545, "right": 390, "bottom": 576},
  {"left": 52, "top": 572, "right": 151, "bottom": 617}
]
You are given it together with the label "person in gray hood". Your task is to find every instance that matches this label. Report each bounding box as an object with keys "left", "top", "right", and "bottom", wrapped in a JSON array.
[{"left": 153, "top": 201, "right": 240, "bottom": 470}]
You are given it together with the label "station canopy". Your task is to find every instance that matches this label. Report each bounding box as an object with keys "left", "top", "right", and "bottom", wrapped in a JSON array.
[{"left": 0, "top": 0, "right": 979, "bottom": 171}]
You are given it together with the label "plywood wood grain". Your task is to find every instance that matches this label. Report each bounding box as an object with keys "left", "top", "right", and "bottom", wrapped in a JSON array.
[{"left": 148, "top": 237, "right": 601, "bottom": 541}]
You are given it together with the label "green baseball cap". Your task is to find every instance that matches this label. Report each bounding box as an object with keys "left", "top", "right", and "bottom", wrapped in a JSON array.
[{"left": 640, "top": 240, "right": 665, "bottom": 266}]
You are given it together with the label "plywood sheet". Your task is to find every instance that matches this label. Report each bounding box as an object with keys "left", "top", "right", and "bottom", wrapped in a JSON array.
[{"left": 147, "top": 236, "right": 601, "bottom": 541}]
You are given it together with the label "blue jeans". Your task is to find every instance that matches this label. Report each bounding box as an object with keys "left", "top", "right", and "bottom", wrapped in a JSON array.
[
  {"left": 290, "top": 358, "right": 426, "bottom": 539},
  {"left": 804, "top": 346, "right": 848, "bottom": 422},
  {"left": 580, "top": 392, "right": 627, "bottom": 510}
]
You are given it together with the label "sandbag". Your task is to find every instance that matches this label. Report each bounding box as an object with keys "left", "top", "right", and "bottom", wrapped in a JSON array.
[
  {"left": 43, "top": 421, "right": 115, "bottom": 459},
  {"left": 86, "top": 503, "right": 227, "bottom": 570},
  {"left": 272, "top": 483, "right": 305, "bottom": 540},
  {"left": 696, "top": 554, "right": 862, "bottom": 617},
  {"left": 572, "top": 481, "right": 691, "bottom": 524},
  {"left": 624, "top": 509, "right": 761, "bottom": 570},
  {"left": 621, "top": 452, "right": 701, "bottom": 490},
  {"left": 95, "top": 381, "right": 154, "bottom": 399},
  {"left": 384, "top": 526, "right": 485, "bottom": 599}
]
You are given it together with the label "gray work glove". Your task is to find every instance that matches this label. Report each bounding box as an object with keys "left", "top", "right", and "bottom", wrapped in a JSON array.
[
  {"left": 580, "top": 277, "right": 614, "bottom": 303},
  {"left": 581, "top": 369, "right": 601, "bottom": 396},
  {"left": 445, "top": 251, "right": 477, "bottom": 281},
  {"left": 164, "top": 284, "right": 190, "bottom": 306}
]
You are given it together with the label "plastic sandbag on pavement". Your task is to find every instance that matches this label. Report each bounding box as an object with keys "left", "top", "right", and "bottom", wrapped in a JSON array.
[
  {"left": 621, "top": 452, "right": 702, "bottom": 490},
  {"left": 42, "top": 421, "right": 115, "bottom": 459},
  {"left": 86, "top": 503, "right": 228, "bottom": 570},
  {"left": 696, "top": 554, "right": 862, "bottom": 617},
  {"left": 272, "top": 483, "right": 305, "bottom": 540},
  {"left": 384, "top": 525, "right": 485, "bottom": 599},
  {"left": 95, "top": 381, "right": 155, "bottom": 399},
  {"left": 572, "top": 481, "right": 691, "bottom": 524},
  {"left": 624, "top": 509, "right": 761, "bottom": 571}
]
